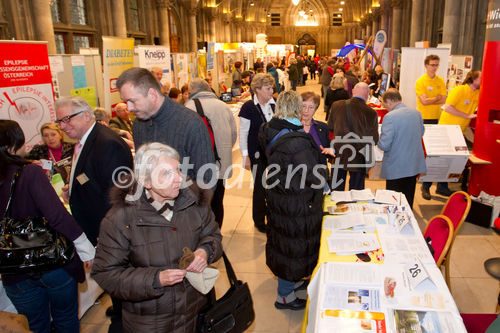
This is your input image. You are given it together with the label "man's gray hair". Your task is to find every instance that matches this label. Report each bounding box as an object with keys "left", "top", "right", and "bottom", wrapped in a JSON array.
[
  {"left": 189, "top": 78, "right": 211, "bottom": 93},
  {"left": 93, "top": 107, "right": 110, "bottom": 122},
  {"left": 55, "top": 96, "right": 94, "bottom": 119},
  {"left": 274, "top": 90, "right": 302, "bottom": 120},
  {"left": 134, "top": 142, "right": 180, "bottom": 184}
]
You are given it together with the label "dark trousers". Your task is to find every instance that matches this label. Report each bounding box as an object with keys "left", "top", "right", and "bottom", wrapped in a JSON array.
[
  {"left": 109, "top": 297, "right": 123, "bottom": 333},
  {"left": 291, "top": 80, "right": 298, "bottom": 91},
  {"left": 250, "top": 156, "right": 267, "bottom": 228},
  {"left": 386, "top": 175, "right": 418, "bottom": 209},
  {"left": 332, "top": 168, "right": 365, "bottom": 191},
  {"left": 211, "top": 179, "right": 226, "bottom": 228},
  {"left": 310, "top": 71, "right": 316, "bottom": 80}
]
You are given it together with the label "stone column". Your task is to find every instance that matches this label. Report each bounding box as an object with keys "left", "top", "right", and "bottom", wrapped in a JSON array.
[
  {"left": 391, "top": 0, "right": 403, "bottom": 49},
  {"left": 206, "top": 8, "right": 217, "bottom": 42},
  {"left": 372, "top": 9, "right": 380, "bottom": 35},
  {"left": 111, "top": 0, "right": 127, "bottom": 37},
  {"left": 32, "top": 0, "right": 56, "bottom": 53},
  {"left": 234, "top": 18, "right": 242, "bottom": 42},
  {"left": 409, "top": 0, "right": 424, "bottom": 46},
  {"left": 189, "top": 7, "right": 199, "bottom": 51},
  {"left": 156, "top": 0, "right": 171, "bottom": 46},
  {"left": 224, "top": 15, "right": 231, "bottom": 43},
  {"left": 442, "top": 0, "right": 462, "bottom": 53}
]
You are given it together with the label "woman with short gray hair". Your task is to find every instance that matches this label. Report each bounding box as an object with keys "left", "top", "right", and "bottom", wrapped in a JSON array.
[
  {"left": 258, "top": 90, "right": 326, "bottom": 310},
  {"left": 92, "top": 142, "right": 222, "bottom": 332}
]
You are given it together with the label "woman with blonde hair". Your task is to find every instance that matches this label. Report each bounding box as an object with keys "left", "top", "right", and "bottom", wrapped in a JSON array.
[
  {"left": 324, "top": 72, "right": 349, "bottom": 121},
  {"left": 27, "top": 122, "right": 74, "bottom": 162},
  {"left": 258, "top": 90, "right": 326, "bottom": 310}
]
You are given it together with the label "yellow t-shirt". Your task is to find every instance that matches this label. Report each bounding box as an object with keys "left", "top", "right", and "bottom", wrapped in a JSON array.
[
  {"left": 415, "top": 73, "right": 447, "bottom": 120},
  {"left": 439, "top": 84, "right": 479, "bottom": 133}
]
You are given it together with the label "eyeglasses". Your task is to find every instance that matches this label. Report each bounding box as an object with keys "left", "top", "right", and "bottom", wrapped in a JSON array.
[
  {"left": 427, "top": 64, "right": 439, "bottom": 67},
  {"left": 55, "top": 110, "right": 85, "bottom": 124}
]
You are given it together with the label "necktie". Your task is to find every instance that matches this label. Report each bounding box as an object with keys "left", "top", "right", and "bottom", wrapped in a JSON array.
[{"left": 73, "top": 142, "right": 82, "bottom": 159}]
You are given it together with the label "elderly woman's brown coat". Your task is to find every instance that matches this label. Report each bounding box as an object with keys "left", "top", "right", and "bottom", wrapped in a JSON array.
[{"left": 91, "top": 183, "right": 222, "bottom": 332}]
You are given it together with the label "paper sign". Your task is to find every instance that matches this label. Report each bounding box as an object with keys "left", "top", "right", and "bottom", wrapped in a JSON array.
[
  {"left": 49, "top": 55, "right": 64, "bottom": 73},
  {"left": 71, "top": 56, "right": 85, "bottom": 67},
  {"left": 404, "top": 257, "right": 430, "bottom": 290},
  {"left": 71, "top": 87, "right": 97, "bottom": 108}
]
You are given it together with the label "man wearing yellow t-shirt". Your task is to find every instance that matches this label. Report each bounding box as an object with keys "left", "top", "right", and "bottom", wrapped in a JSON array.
[
  {"left": 416, "top": 55, "right": 448, "bottom": 200},
  {"left": 415, "top": 54, "right": 447, "bottom": 123},
  {"left": 439, "top": 70, "right": 481, "bottom": 134}
]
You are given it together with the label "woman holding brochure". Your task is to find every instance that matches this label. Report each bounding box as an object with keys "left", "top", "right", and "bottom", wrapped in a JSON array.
[{"left": 258, "top": 90, "right": 326, "bottom": 310}]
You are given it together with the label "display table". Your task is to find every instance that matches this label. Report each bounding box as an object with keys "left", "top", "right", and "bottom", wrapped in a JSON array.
[{"left": 301, "top": 191, "right": 467, "bottom": 332}]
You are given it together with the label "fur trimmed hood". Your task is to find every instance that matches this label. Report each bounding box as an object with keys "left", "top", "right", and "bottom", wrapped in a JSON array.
[{"left": 109, "top": 175, "right": 213, "bottom": 210}]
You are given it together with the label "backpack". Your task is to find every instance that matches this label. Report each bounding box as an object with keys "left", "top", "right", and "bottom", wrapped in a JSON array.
[
  {"left": 193, "top": 98, "right": 221, "bottom": 163},
  {"left": 265, "top": 128, "right": 304, "bottom": 158}
]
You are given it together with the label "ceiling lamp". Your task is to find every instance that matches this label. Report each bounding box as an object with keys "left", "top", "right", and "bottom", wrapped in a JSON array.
[
  {"left": 292, "top": 0, "right": 300, "bottom": 6},
  {"left": 299, "top": 10, "right": 305, "bottom": 16},
  {"left": 250, "top": 1, "right": 254, "bottom": 6}
]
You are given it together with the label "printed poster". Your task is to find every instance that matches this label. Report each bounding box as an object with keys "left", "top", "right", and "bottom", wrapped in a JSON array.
[
  {"left": 174, "top": 53, "right": 189, "bottom": 88},
  {"left": 137, "top": 45, "right": 172, "bottom": 86},
  {"left": 197, "top": 53, "right": 207, "bottom": 79},
  {"left": 207, "top": 42, "right": 215, "bottom": 71},
  {"left": 0, "top": 41, "right": 55, "bottom": 151},
  {"left": 102, "top": 36, "right": 134, "bottom": 111}
]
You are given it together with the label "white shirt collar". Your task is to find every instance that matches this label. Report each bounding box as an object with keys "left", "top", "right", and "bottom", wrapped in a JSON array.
[
  {"left": 253, "top": 94, "right": 275, "bottom": 107},
  {"left": 79, "top": 122, "right": 96, "bottom": 147}
]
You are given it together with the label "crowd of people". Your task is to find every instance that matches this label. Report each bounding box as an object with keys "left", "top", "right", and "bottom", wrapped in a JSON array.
[{"left": 0, "top": 51, "right": 481, "bottom": 332}]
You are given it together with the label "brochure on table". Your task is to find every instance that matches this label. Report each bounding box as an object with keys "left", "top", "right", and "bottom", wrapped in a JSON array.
[
  {"left": 307, "top": 262, "right": 466, "bottom": 333},
  {"left": 308, "top": 192, "right": 466, "bottom": 332},
  {"left": 420, "top": 124, "right": 469, "bottom": 182}
]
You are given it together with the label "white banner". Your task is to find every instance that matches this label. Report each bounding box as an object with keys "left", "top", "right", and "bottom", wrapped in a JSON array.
[
  {"left": 137, "top": 45, "right": 172, "bottom": 86},
  {"left": 373, "top": 30, "right": 387, "bottom": 58}
]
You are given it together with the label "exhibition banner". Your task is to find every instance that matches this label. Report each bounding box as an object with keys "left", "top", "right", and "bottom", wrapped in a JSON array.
[
  {"left": 102, "top": 36, "right": 134, "bottom": 111},
  {"left": 137, "top": 45, "right": 172, "bottom": 85},
  {"left": 174, "top": 53, "right": 190, "bottom": 88},
  {"left": 373, "top": 30, "right": 387, "bottom": 58},
  {"left": 0, "top": 41, "right": 55, "bottom": 150},
  {"left": 207, "top": 42, "right": 215, "bottom": 71}
]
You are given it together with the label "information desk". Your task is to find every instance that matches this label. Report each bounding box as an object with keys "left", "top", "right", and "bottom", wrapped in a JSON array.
[{"left": 301, "top": 191, "right": 466, "bottom": 333}]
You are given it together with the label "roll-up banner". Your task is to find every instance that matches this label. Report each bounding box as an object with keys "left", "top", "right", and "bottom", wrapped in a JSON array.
[{"left": 0, "top": 41, "right": 55, "bottom": 151}]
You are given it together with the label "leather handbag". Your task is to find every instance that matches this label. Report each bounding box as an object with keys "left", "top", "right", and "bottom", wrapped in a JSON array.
[
  {"left": 0, "top": 167, "right": 75, "bottom": 275},
  {"left": 197, "top": 252, "right": 255, "bottom": 333}
]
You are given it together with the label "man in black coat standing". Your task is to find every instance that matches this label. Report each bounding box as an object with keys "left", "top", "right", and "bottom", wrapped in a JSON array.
[{"left": 57, "top": 96, "right": 133, "bottom": 333}]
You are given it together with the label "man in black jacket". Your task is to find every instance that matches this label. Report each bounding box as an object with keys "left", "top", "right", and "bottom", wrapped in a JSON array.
[
  {"left": 56, "top": 96, "right": 133, "bottom": 332},
  {"left": 328, "top": 82, "right": 379, "bottom": 191}
]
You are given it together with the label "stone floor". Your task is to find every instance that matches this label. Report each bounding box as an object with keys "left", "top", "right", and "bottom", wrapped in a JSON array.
[{"left": 80, "top": 80, "right": 500, "bottom": 332}]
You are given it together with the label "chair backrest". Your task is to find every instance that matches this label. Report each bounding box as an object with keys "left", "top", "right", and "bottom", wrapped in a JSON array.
[
  {"left": 441, "top": 191, "right": 471, "bottom": 238},
  {"left": 423, "top": 215, "right": 454, "bottom": 267}
]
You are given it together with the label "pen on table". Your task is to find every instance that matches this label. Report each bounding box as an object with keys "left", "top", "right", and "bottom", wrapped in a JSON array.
[{"left": 392, "top": 195, "right": 397, "bottom": 203}]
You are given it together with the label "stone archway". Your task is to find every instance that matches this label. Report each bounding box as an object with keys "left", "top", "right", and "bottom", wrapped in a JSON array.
[{"left": 297, "top": 33, "right": 316, "bottom": 55}]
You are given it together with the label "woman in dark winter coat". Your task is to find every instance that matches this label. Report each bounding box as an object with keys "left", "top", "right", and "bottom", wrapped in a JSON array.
[
  {"left": 258, "top": 90, "right": 326, "bottom": 311},
  {"left": 91, "top": 142, "right": 222, "bottom": 332}
]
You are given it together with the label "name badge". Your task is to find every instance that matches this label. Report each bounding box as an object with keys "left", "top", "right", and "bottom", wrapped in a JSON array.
[
  {"left": 40, "top": 159, "right": 53, "bottom": 171},
  {"left": 427, "top": 86, "right": 433, "bottom": 91},
  {"left": 464, "top": 100, "right": 470, "bottom": 105},
  {"left": 76, "top": 173, "right": 89, "bottom": 185}
]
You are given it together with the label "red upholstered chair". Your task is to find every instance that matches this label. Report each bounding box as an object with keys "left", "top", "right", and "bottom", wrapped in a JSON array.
[
  {"left": 439, "top": 191, "right": 471, "bottom": 287},
  {"left": 423, "top": 215, "right": 454, "bottom": 268}
]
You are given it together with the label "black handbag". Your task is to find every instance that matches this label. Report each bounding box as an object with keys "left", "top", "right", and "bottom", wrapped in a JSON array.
[
  {"left": 197, "top": 252, "right": 255, "bottom": 333},
  {"left": 0, "top": 167, "right": 75, "bottom": 275}
]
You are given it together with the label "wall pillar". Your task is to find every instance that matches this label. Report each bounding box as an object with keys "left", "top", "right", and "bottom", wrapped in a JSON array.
[
  {"left": 391, "top": 0, "right": 403, "bottom": 49},
  {"left": 111, "top": 0, "right": 127, "bottom": 37},
  {"left": 32, "top": 0, "right": 56, "bottom": 53},
  {"left": 188, "top": 8, "right": 198, "bottom": 51},
  {"left": 442, "top": 0, "right": 462, "bottom": 54},
  {"left": 156, "top": 0, "right": 171, "bottom": 46},
  {"left": 409, "top": 0, "right": 424, "bottom": 46}
]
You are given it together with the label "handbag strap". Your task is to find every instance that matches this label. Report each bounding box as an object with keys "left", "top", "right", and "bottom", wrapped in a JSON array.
[
  {"left": 221, "top": 251, "right": 238, "bottom": 287},
  {"left": 2, "top": 166, "right": 22, "bottom": 220}
]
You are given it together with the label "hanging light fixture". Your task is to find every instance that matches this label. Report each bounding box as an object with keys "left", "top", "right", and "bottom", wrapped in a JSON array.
[{"left": 292, "top": 0, "right": 300, "bottom": 6}]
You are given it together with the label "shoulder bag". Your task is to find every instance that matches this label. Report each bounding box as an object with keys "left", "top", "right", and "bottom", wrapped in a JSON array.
[
  {"left": 0, "top": 166, "right": 75, "bottom": 275},
  {"left": 197, "top": 252, "right": 255, "bottom": 333}
]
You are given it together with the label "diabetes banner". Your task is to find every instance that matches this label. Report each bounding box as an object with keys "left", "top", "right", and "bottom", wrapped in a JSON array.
[
  {"left": 102, "top": 36, "right": 134, "bottom": 111},
  {"left": 137, "top": 45, "right": 172, "bottom": 86},
  {"left": 0, "top": 41, "right": 55, "bottom": 151}
]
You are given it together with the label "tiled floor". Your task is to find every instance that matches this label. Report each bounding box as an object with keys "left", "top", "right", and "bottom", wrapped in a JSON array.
[{"left": 80, "top": 80, "right": 500, "bottom": 332}]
